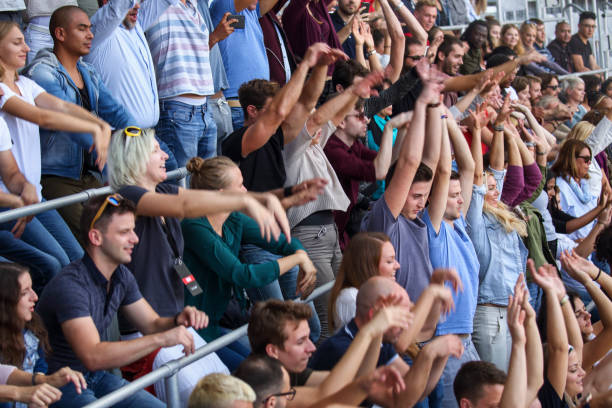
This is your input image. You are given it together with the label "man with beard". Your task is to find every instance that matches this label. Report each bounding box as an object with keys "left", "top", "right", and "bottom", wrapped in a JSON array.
[
  {"left": 459, "top": 20, "right": 487, "bottom": 75},
  {"left": 330, "top": 0, "right": 361, "bottom": 59},
  {"left": 434, "top": 36, "right": 464, "bottom": 108},
  {"left": 23, "top": 5, "right": 129, "bottom": 241},
  {"left": 547, "top": 21, "right": 573, "bottom": 73}
]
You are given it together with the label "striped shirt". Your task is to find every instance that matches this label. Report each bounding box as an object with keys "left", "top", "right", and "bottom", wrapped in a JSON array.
[{"left": 145, "top": 0, "right": 214, "bottom": 99}]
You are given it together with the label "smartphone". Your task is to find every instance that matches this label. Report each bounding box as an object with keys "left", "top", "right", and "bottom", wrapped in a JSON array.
[
  {"left": 228, "top": 14, "right": 245, "bottom": 29},
  {"left": 360, "top": 1, "right": 370, "bottom": 13}
]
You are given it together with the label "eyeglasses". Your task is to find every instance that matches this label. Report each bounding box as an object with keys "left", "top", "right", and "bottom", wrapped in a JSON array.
[
  {"left": 580, "top": 24, "right": 596, "bottom": 29},
  {"left": 264, "top": 388, "right": 296, "bottom": 403},
  {"left": 406, "top": 55, "right": 423, "bottom": 61},
  {"left": 123, "top": 126, "right": 142, "bottom": 151},
  {"left": 545, "top": 85, "right": 559, "bottom": 90},
  {"left": 90, "top": 194, "right": 123, "bottom": 230},
  {"left": 347, "top": 112, "right": 367, "bottom": 121},
  {"left": 576, "top": 155, "right": 592, "bottom": 163}
]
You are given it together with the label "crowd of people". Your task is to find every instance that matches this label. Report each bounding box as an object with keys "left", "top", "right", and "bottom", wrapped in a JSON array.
[{"left": 0, "top": 0, "right": 611, "bottom": 407}]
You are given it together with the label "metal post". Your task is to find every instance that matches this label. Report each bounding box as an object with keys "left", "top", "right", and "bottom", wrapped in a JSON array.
[{"left": 164, "top": 372, "right": 181, "bottom": 408}]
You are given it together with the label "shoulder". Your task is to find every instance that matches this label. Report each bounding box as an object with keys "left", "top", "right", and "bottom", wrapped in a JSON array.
[{"left": 118, "top": 185, "right": 149, "bottom": 205}]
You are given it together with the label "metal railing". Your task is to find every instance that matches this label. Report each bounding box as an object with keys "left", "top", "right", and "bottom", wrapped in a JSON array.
[
  {"left": 559, "top": 68, "right": 612, "bottom": 79},
  {"left": 84, "top": 281, "right": 335, "bottom": 408},
  {"left": 0, "top": 168, "right": 189, "bottom": 224}
]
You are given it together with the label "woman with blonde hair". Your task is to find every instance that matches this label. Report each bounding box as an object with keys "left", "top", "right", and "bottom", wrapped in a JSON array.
[
  {"left": 328, "top": 231, "right": 399, "bottom": 332},
  {"left": 500, "top": 24, "right": 524, "bottom": 55},
  {"left": 562, "top": 77, "right": 588, "bottom": 128},
  {"left": 107, "top": 126, "right": 291, "bottom": 403},
  {"left": 466, "top": 100, "right": 532, "bottom": 372},
  {"left": 518, "top": 22, "right": 568, "bottom": 76}
]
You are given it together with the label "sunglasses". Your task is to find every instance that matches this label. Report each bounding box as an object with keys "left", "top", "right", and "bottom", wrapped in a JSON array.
[
  {"left": 90, "top": 194, "right": 123, "bottom": 230},
  {"left": 123, "top": 126, "right": 142, "bottom": 151},
  {"left": 406, "top": 55, "right": 423, "bottom": 61},
  {"left": 576, "top": 155, "right": 592, "bottom": 163},
  {"left": 545, "top": 85, "right": 559, "bottom": 90},
  {"left": 347, "top": 112, "right": 367, "bottom": 121}
]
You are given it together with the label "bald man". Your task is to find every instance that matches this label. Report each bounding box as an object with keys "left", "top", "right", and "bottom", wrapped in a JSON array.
[
  {"left": 23, "top": 5, "right": 132, "bottom": 241},
  {"left": 310, "top": 277, "right": 464, "bottom": 407}
]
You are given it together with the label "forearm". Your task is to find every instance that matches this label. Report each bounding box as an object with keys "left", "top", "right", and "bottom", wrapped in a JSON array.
[
  {"left": 573, "top": 221, "right": 606, "bottom": 257},
  {"left": 393, "top": 3, "right": 426, "bottom": 44},
  {"left": 273, "top": 61, "right": 311, "bottom": 119},
  {"left": 565, "top": 206, "right": 602, "bottom": 234},
  {"left": 422, "top": 106, "right": 442, "bottom": 170},
  {"left": 395, "top": 289, "right": 434, "bottom": 352},
  {"left": 367, "top": 50, "right": 383, "bottom": 72},
  {"left": 488, "top": 129, "right": 505, "bottom": 170},
  {"left": 500, "top": 342, "right": 527, "bottom": 408},
  {"left": 471, "top": 127, "right": 485, "bottom": 185},
  {"left": 395, "top": 349, "right": 435, "bottom": 407},
  {"left": 379, "top": 0, "right": 404, "bottom": 81},
  {"left": 373, "top": 123, "right": 395, "bottom": 179},
  {"left": 311, "top": 90, "right": 358, "bottom": 131},
  {"left": 584, "top": 280, "right": 612, "bottom": 329},
  {"left": 337, "top": 23, "right": 353, "bottom": 44},
  {"left": 356, "top": 334, "right": 383, "bottom": 379},
  {"left": 299, "top": 65, "right": 328, "bottom": 112},
  {"left": 277, "top": 252, "right": 306, "bottom": 275},
  {"left": 524, "top": 317, "right": 544, "bottom": 403},
  {"left": 355, "top": 43, "right": 367, "bottom": 68},
  {"left": 82, "top": 337, "right": 165, "bottom": 371},
  {"left": 561, "top": 301, "right": 583, "bottom": 353},
  {"left": 50, "top": 99, "right": 107, "bottom": 129},
  {"left": 453, "top": 89, "right": 479, "bottom": 114},
  {"left": 447, "top": 116, "right": 475, "bottom": 175},
  {"left": 545, "top": 288, "right": 568, "bottom": 351},
  {"left": 0, "top": 192, "right": 21, "bottom": 208}
]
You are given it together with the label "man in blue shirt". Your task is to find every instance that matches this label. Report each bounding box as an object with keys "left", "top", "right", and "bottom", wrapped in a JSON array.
[
  {"left": 36, "top": 194, "right": 210, "bottom": 407},
  {"left": 23, "top": 5, "right": 131, "bottom": 242},
  {"left": 422, "top": 111, "right": 481, "bottom": 408}
]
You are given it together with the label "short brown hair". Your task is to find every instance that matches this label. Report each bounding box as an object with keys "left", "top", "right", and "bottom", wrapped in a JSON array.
[
  {"left": 525, "top": 75, "right": 542, "bottom": 84},
  {"left": 415, "top": 0, "right": 436, "bottom": 11},
  {"left": 248, "top": 300, "right": 312, "bottom": 354},
  {"left": 80, "top": 195, "right": 137, "bottom": 246},
  {"left": 238, "top": 79, "right": 280, "bottom": 117},
  {"left": 454, "top": 361, "right": 507, "bottom": 405}
]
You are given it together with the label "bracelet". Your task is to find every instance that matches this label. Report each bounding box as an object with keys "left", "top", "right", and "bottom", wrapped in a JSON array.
[
  {"left": 560, "top": 295, "right": 569, "bottom": 307},
  {"left": 392, "top": 2, "right": 404, "bottom": 11},
  {"left": 441, "top": 114, "right": 448, "bottom": 119},
  {"left": 364, "top": 49, "right": 375, "bottom": 59},
  {"left": 536, "top": 151, "right": 546, "bottom": 156},
  {"left": 173, "top": 312, "right": 181, "bottom": 327},
  {"left": 595, "top": 269, "right": 602, "bottom": 282},
  {"left": 32, "top": 372, "right": 40, "bottom": 385},
  {"left": 283, "top": 186, "right": 293, "bottom": 197},
  {"left": 493, "top": 124, "right": 504, "bottom": 132},
  {"left": 427, "top": 102, "right": 441, "bottom": 108}
]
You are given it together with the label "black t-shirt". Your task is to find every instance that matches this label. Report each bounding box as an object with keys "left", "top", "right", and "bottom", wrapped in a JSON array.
[
  {"left": 222, "top": 126, "right": 286, "bottom": 192},
  {"left": 538, "top": 378, "right": 567, "bottom": 408},
  {"left": 567, "top": 34, "right": 593, "bottom": 70},
  {"left": 118, "top": 183, "right": 184, "bottom": 332},
  {"left": 78, "top": 85, "right": 97, "bottom": 174},
  {"left": 289, "top": 367, "right": 313, "bottom": 387}
]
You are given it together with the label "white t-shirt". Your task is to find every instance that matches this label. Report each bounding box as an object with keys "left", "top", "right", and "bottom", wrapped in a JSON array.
[
  {"left": 333, "top": 287, "right": 358, "bottom": 332},
  {"left": 0, "top": 116, "right": 12, "bottom": 151},
  {"left": 0, "top": 78, "right": 46, "bottom": 200}
]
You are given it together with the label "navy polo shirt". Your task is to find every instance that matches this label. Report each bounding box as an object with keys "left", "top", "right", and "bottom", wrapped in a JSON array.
[
  {"left": 36, "top": 255, "right": 142, "bottom": 373},
  {"left": 309, "top": 319, "right": 398, "bottom": 370}
]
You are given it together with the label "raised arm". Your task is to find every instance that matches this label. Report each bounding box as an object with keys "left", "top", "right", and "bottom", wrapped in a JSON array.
[
  {"left": 427, "top": 116, "right": 451, "bottom": 233},
  {"left": 533, "top": 263, "right": 569, "bottom": 399},
  {"left": 451, "top": 105, "right": 478, "bottom": 211},
  {"left": 519, "top": 267, "right": 544, "bottom": 405},
  {"left": 387, "top": 0, "right": 426, "bottom": 45},
  {"left": 373, "top": 111, "right": 412, "bottom": 180},
  {"left": 284, "top": 46, "right": 348, "bottom": 142},
  {"left": 421, "top": 103, "right": 443, "bottom": 172},
  {"left": 561, "top": 251, "right": 612, "bottom": 369},
  {"left": 487, "top": 96, "right": 511, "bottom": 172},
  {"left": 376, "top": 0, "right": 404, "bottom": 82},
  {"left": 242, "top": 43, "right": 322, "bottom": 157},
  {"left": 500, "top": 281, "right": 527, "bottom": 408}
]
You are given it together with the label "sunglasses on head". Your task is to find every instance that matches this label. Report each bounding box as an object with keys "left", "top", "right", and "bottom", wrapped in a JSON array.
[
  {"left": 90, "top": 194, "right": 123, "bottom": 231},
  {"left": 123, "top": 126, "right": 142, "bottom": 151}
]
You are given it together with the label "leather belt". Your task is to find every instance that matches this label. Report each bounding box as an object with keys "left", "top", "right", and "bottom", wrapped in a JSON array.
[{"left": 227, "top": 99, "right": 241, "bottom": 108}]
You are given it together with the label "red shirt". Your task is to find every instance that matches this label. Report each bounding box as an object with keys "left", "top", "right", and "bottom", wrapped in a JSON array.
[{"left": 324, "top": 134, "right": 377, "bottom": 248}]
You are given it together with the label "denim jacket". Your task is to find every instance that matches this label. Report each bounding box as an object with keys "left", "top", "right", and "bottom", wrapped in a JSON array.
[
  {"left": 466, "top": 183, "right": 528, "bottom": 306},
  {"left": 23, "top": 49, "right": 133, "bottom": 180}
]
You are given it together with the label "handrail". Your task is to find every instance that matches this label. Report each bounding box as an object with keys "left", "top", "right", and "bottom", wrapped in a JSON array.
[
  {"left": 84, "top": 280, "right": 335, "bottom": 408},
  {"left": 0, "top": 167, "right": 189, "bottom": 224},
  {"left": 559, "top": 68, "right": 612, "bottom": 79}
]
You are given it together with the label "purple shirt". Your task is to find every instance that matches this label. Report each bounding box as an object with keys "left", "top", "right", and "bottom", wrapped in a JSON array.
[{"left": 500, "top": 162, "right": 542, "bottom": 207}]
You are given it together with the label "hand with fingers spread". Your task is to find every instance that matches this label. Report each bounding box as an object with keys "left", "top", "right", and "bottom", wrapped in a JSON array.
[
  {"left": 352, "top": 16, "right": 364, "bottom": 46},
  {"left": 430, "top": 268, "right": 463, "bottom": 293},
  {"left": 91, "top": 123, "right": 111, "bottom": 171},
  {"left": 532, "top": 263, "right": 566, "bottom": 300},
  {"left": 43, "top": 367, "right": 87, "bottom": 396},
  {"left": 175, "top": 306, "right": 209, "bottom": 330},
  {"left": 352, "top": 70, "right": 385, "bottom": 98},
  {"left": 296, "top": 250, "right": 317, "bottom": 299},
  {"left": 243, "top": 195, "right": 282, "bottom": 243},
  {"left": 281, "top": 178, "right": 327, "bottom": 209},
  {"left": 387, "top": 111, "right": 413, "bottom": 129},
  {"left": 365, "top": 304, "right": 414, "bottom": 338},
  {"left": 494, "top": 95, "right": 512, "bottom": 126},
  {"left": 424, "top": 284, "right": 455, "bottom": 315},
  {"left": 507, "top": 289, "right": 527, "bottom": 345},
  {"left": 303, "top": 43, "right": 336, "bottom": 68},
  {"left": 514, "top": 270, "right": 536, "bottom": 320},
  {"left": 466, "top": 103, "right": 488, "bottom": 131},
  {"left": 518, "top": 49, "right": 547, "bottom": 65},
  {"left": 361, "top": 22, "right": 375, "bottom": 51},
  {"left": 560, "top": 250, "right": 597, "bottom": 284}
]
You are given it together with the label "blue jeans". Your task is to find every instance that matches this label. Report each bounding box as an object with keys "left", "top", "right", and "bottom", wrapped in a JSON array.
[
  {"left": 216, "top": 327, "right": 251, "bottom": 372},
  {"left": 403, "top": 354, "right": 443, "bottom": 408},
  {"left": 439, "top": 336, "right": 480, "bottom": 408},
  {"left": 51, "top": 370, "right": 165, "bottom": 408},
  {"left": 230, "top": 106, "right": 244, "bottom": 133},
  {"left": 0, "top": 207, "right": 83, "bottom": 292},
  {"left": 207, "top": 97, "right": 233, "bottom": 156},
  {"left": 527, "top": 282, "right": 543, "bottom": 314},
  {"left": 156, "top": 100, "right": 217, "bottom": 169},
  {"left": 241, "top": 245, "right": 321, "bottom": 343}
]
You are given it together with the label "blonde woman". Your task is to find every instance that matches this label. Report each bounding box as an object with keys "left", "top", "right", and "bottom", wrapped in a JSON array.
[
  {"left": 501, "top": 24, "right": 524, "bottom": 55},
  {"left": 466, "top": 100, "right": 530, "bottom": 372},
  {"left": 519, "top": 22, "right": 568, "bottom": 76}
]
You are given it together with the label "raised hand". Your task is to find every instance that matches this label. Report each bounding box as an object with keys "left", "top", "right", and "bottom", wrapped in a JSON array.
[
  {"left": 303, "top": 43, "right": 334, "bottom": 68},
  {"left": 532, "top": 262, "right": 566, "bottom": 300},
  {"left": 366, "top": 305, "right": 414, "bottom": 338},
  {"left": 424, "top": 334, "right": 464, "bottom": 359},
  {"left": 352, "top": 70, "right": 385, "bottom": 98},
  {"left": 508, "top": 283, "right": 527, "bottom": 344},
  {"left": 352, "top": 16, "right": 364, "bottom": 46},
  {"left": 560, "top": 250, "right": 598, "bottom": 284},
  {"left": 494, "top": 94, "right": 512, "bottom": 125},
  {"left": 426, "top": 284, "right": 455, "bottom": 315},
  {"left": 430, "top": 268, "right": 463, "bottom": 293},
  {"left": 210, "top": 12, "right": 236, "bottom": 45},
  {"left": 244, "top": 194, "right": 285, "bottom": 242},
  {"left": 466, "top": 102, "right": 488, "bottom": 131},
  {"left": 360, "top": 366, "right": 406, "bottom": 397}
]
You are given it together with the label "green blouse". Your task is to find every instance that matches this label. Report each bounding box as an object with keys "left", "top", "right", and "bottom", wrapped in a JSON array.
[{"left": 181, "top": 212, "right": 304, "bottom": 341}]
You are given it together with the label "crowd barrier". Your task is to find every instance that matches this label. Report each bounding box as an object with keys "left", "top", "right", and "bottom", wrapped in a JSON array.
[
  {"left": 84, "top": 281, "right": 335, "bottom": 408},
  {"left": 559, "top": 68, "right": 612, "bottom": 79}
]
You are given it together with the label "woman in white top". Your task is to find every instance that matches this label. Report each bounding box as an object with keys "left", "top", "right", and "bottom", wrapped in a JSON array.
[
  {"left": 0, "top": 21, "right": 110, "bottom": 291},
  {"left": 327, "top": 231, "right": 400, "bottom": 333}
]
